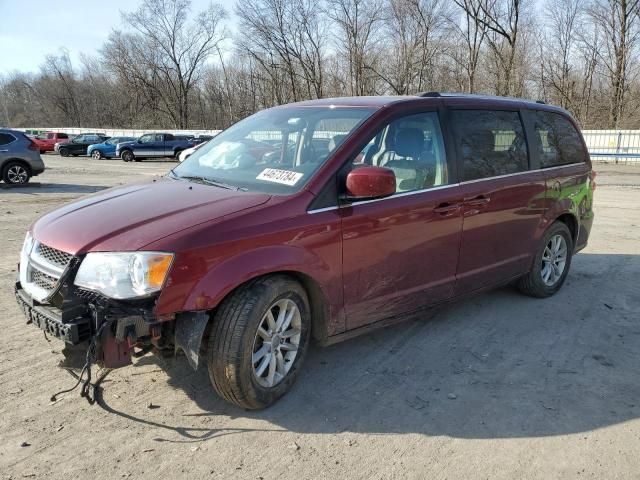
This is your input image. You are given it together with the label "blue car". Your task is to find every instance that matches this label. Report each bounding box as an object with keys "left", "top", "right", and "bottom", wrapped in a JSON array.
[{"left": 87, "top": 136, "right": 137, "bottom": 159}]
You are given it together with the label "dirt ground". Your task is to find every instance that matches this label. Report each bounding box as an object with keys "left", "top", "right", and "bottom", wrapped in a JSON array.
[{"left": 1, "top": 156, "right": 639, "bottom": 480}]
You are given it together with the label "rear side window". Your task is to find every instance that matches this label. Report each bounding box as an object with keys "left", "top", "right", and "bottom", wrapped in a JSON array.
[
  {"left": 531, "top": 111, "right": 586, "bottom": 167},
  {"left": 59, "top": 133, "right": 68, "bottom": 139},
  {"left": 0, "top": 133, "right": 16, "bottom": 145},
  {"left": 452, "top": 110, "right": 528, "bottom": 181}
]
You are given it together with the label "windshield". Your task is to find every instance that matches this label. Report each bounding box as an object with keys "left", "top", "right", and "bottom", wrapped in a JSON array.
[{"left": 171, "top": 106, "right": 375, "bottom": 194}]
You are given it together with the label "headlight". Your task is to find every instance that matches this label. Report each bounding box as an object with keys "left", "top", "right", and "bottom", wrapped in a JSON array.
[
  {"left": 22, "top": 232, "right": 35, "bottom": 258},
  {"left": 74, "top": 252, "right": 174, "bottom": 299}
]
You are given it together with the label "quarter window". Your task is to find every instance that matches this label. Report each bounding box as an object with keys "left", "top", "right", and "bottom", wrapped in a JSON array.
[
  {"left": 353, "top": 112, "right": 448, "bottom": 193},
  {"left": 453, "top": 110, "right": 528, "bottom": 181},
  {"left": 531, "top": 111, "right": 586, "bottom": 167},
  {"left": 0, "top": 133, "right": 15, "bottom": 145}
]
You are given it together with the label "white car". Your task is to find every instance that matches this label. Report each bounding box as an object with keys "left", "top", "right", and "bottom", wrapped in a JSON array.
[{"left": 178, "top": 140, "right": 209, "bottom": 162}]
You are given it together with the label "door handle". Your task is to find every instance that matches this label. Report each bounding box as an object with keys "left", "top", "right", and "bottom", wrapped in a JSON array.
[
  {"left": 434, "top": 202, "right": 461, "bottom": 215},
  {"left": 464, "top": 195, "right": 491, "bottom": 207}
]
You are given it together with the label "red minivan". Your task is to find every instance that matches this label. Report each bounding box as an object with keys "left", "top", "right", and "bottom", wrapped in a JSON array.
[{"left": 15, "top": 94, "right": 594, "bottom": 408}]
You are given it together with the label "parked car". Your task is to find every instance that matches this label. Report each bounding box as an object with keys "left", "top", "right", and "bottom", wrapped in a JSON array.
[
  {"left": 192, "top": 134, "right": 215, "bottom": 145},
  {"left": 0, "top": 128, "right": 45, "bottom": 184},
  {"left": 32, "top": 132, "right": 71, "bottom": 153},
  {"left": 178, "top": 140, "right": 209, "bottom": 162},
  {"left": 15, "top": 94, "right": 594, "bottom": 409},
  {"left": 116, "top": 133, "right": 195, "bottom": 162},
  {"left": 54, "top": 136, "right": 75, "bottom": 153},
  {"left": 58, "top": 133, "right": 108, "bottom": 157},
  {"left": 87, "top": 136, "right": 137, "bottom": 160}
]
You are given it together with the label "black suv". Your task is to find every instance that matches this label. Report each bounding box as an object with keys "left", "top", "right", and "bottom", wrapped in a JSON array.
[{"left": 58, "top": 133, "right": 109, "bottom": 157}]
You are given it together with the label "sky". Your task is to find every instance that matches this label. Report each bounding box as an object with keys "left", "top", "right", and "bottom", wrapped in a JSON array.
[{"left": 0, "top": 0, "right": 224, "bottom": 74}]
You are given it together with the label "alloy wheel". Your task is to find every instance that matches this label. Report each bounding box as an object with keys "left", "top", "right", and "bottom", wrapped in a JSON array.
[
  {"left": 92, "top": 150, "right": 102, "bottom": 159},
  {"left": 6, "top": 164, "right": 28, "bottom": 184},
  {"left": 541, "top": 234, "right": 568, "bottom": 286},
  {"left": 251, "top": 298, "right": 302, "bottom": 388}
]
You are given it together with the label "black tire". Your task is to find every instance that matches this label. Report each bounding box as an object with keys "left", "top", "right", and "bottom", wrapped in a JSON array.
[
  {"left": 207, "top": 275, "right": 311, "bottom": 410},
  {"left": 92, "top": 149, "right": 103, "bottom": 160},
  {"left": 2, "top": 161, "right": 31, "bottom": 184},
  {"left": 121, "top": 150, "right": 134, "bottom": 162},
  {"left": 174, "top": 149, "right": 183, "bottom": 159},
  {"left": 517, "top": 221, "right": 573, "bottom": 298},
  {"left": 59, "top": 147, "right": 69, "bottom": 157}
]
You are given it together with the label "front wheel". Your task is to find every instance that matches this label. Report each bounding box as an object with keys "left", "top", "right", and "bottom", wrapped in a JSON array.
[
  {"left": 59, "top": 147, "right": 69, "bottom": 157},
  {"left": 92, "top": 149, "right": 103, "bottom": 160},
  {"left": 517, "top": 221, "right": 573, "bottom": 298},
  {"left": 121, "top": 150, "right": 134, "bottom": 162},
  {"left": 207, "top": 275, "right": 311, "bottom": 410}
]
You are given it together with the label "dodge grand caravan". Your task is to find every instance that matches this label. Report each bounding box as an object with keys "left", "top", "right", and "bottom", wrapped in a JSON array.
[{"left": 15, "top": 93, "right": 594, "bottom": 409}]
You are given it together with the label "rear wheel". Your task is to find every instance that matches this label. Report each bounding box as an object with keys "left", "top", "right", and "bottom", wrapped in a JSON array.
[
  {"left": 207, "top": 275, "right": 311, "bottom": 410},
  {"left": 59, "top": 147, "right": 69, "bottom": 157},
  {"left": 517, "top": 221, "right": 573, "bottom": 298},
  {"left": 121, "top": 150, "right": 134, "bottom": 162},
  {"left": 2, "top": 161, "right": 31, "bottom": 184}
]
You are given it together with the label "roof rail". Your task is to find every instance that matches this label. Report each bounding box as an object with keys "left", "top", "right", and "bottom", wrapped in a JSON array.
[{"left": 416, "top": 91, "right": 441, "bottom": 97}]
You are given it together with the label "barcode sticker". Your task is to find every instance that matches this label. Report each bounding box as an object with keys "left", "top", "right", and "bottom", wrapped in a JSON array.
[{"left": 256, "top": 168, "right": 304, "bottom": 186}]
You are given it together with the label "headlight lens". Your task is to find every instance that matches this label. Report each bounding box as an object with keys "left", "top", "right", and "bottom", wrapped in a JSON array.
[
  {"left": 21, "top": 232, "right": 34, "bottom": 258},
  {"left": 74, "top": 252, "right": 174, "bottom": 299}
]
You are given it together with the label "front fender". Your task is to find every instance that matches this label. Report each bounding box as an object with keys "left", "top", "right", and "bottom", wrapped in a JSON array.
[{"left": 155, "top": 245, "right": 341, "bottom": 326}]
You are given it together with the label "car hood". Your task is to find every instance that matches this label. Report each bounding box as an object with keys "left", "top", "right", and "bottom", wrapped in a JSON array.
[{"left": 32, "top": 178, "right": 271, "bottom": 254}]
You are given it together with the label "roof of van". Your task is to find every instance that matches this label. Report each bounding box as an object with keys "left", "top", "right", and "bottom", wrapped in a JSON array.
[{"left": 282, "top": 93, "right": 563, "bottom": 110}]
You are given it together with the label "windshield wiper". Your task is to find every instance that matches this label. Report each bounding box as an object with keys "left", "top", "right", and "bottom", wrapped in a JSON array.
[{"left": 171, "top": 173, "right": 246, "bottom": 191}]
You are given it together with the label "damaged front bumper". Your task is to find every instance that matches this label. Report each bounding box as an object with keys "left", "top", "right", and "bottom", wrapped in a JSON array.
[
  {"left": 15, "top": 280, "right": 164, "bottom": 369},
  {"left": 15, "top": 280, "right": 209, "bottom": 372}
]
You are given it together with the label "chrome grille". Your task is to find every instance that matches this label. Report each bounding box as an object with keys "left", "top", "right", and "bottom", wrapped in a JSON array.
[
  {"left": 35, "top": 244, "right": 72, "bottom": 269},
  {"left": 31, "top": 269, "right": 58, "bottom": 291},
  {"left": 20, "top": 241, "right": 73, "bottom": 302}
]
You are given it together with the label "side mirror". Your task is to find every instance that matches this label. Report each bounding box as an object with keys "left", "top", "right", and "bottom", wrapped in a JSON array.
[{"left": 343, "top": 166, "right": 396, "bottom": 202}]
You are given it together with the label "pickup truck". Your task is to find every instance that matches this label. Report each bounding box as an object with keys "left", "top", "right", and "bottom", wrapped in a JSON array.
[
  {"left": 32, "top": 132, "right": 71, "bottom": 153},
  {"left": 116, "top": 133, "right": 195, "bottom": 162}
]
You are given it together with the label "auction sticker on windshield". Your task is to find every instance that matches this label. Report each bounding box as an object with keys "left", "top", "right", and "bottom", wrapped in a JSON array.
[{"left": 257, "top": 168, "right": 304, "bottom": 186}]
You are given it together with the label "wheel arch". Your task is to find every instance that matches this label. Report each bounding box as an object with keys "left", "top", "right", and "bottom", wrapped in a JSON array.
[
  {"left": 2, "top": 158, "right": 32, "bottom": 175},
  {"left": 201, "top": 270, "right": 332, "bottom": 345},
  {"left": 554, "top": 212, "right": 578, "bottom": 245}
]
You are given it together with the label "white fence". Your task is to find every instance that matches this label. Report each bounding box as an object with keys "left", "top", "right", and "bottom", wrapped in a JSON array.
[
  {"left": 16, "top": 127, "right": 222, "bottom": 138},
  {"left": 582, "top": 130, "right": 640, "bottom": 164}
]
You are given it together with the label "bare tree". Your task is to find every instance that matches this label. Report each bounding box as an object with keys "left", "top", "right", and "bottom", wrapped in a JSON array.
[
  {"left": 325, "top": 0, "right": 385, "bottom": 95},
  {"left": 588, "top": 0, "right": 640, "bottom": 128},
  {"left": 235, "top": 0, "right": 327, "bottom": 104},
  {"left": 374, "top": 0, "right": 452, "bottom": 94},
  {"left": 104, "top": 0, "right": 226, "bottom": 128},
  {"left": 451, "top": 0, "right": 489, "bottom": 92},
  {"left": 455, "top": 0, "right": 527, "bottom": 96}
]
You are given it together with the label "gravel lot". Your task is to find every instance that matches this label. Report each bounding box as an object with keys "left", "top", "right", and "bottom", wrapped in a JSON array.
[{"left": 1, "top": 156, "right": 639, "bottom": 480}]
